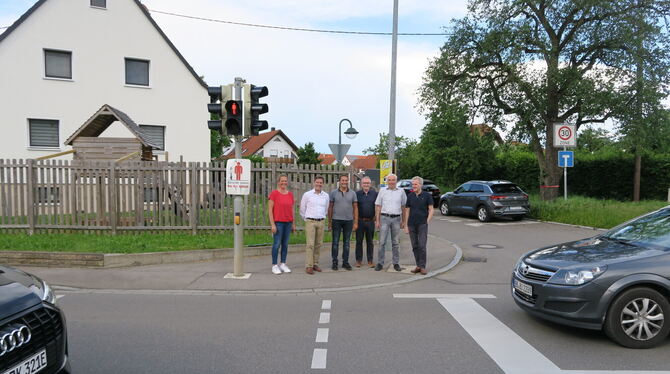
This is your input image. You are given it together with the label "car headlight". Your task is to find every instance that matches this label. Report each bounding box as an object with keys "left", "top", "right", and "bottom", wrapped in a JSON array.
[
  {"left": 31, "top": 278, "right": 57, "bottom": 304},
  {"left": 551, "top": 266, "right": 607, "bottom": 285},
  {"left": 41, "top": 279, "right": 57, "bottom": 304}
]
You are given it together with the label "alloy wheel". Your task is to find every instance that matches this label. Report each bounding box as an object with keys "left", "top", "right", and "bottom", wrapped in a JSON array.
[
  {"left": 440, "top": 201, "right": 449, "bottom": 215},
  {"left": 620, "top": 297, "right": 664, "bottom": 341}
]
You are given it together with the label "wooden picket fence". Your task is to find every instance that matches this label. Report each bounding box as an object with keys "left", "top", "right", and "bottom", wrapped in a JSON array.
[{"left": 0, "top": 159, "right": 346, "bottom": 234}]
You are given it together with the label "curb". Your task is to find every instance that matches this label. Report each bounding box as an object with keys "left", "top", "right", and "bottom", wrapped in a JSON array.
[
  {"left": 54, "top": 235, "right": 463, "bottom": 295},
  {"left": 527, "top": 218, "right": 608, "bottom": 232}
]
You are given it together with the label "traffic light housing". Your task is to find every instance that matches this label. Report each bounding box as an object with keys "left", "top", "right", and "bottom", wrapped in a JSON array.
[
  {"left": 244, "top": 84, "right": 269, "bottom": 136},
  {"left": 224, "top": 100, "right": 243, "bottom": 135},
  {"left": 207, "top": 85, "right": 232, "bottom": 134}
]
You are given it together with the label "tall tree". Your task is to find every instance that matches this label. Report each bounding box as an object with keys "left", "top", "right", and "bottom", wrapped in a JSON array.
[
  {"left": 296, "top": 142, "right": 321, "bottom": 164},
  {"left": 420, "top": 0, "right": 670, "bottom": 200},
  {"left": 363, "top": 133, "right": 412, "bottom": 162}
]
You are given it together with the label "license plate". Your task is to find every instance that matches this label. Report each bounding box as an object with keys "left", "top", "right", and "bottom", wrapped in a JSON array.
[
  {"left": 514, "top": 279, "right": 533, "bottom": 297},
  {"left": 509, "top": 206, "right": 525, "bottom": 211},
  {"left": 2, "top": 349, "right": 47, "bottom": 374}
]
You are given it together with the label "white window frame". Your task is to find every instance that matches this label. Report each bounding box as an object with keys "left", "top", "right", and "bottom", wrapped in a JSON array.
[
  {"left": 43, "top": 49, "right": 73, "bottom": 81},
  {"left": 27, "top": 118, "right": 61, "bottom": 151},
  {"left": 124, "top": 57, "right": 151, "bottom": 88}
]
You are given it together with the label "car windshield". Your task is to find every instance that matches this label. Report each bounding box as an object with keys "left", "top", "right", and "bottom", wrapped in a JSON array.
[
  {"left": 603, "top": 208, "right": 670, "bottom": 249},
  {"left": 490, "top": 184, "right": 522, "bottom": 193}
]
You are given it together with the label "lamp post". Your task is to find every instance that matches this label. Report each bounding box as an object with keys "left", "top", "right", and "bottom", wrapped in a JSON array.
[{"left": 337, "top": 118, "right": 358, "bottom": 164}]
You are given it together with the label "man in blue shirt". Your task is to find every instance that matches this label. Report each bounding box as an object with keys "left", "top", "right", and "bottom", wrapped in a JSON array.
[
  {"left": 355, "top": 176, "right": 378, "bottom": 267},
  {"left": 403, "top": 176, "right": 434, "bottom": 275}
]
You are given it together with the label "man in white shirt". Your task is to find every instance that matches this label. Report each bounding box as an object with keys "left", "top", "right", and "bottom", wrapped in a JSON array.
[
  {"left": 300, "top": 176, "right": 330, "bottom": 274},
  {"left": 374, "top": 174, "right": 407, "bottom": 271}
]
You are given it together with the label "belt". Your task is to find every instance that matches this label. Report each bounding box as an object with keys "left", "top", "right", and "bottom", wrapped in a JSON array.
[
  {"left": 360, "top": 217, "right": 375, "bottom": 221},
  {"left": 381, "top": 213, "right": 401, "bottom": 218},
  {"left": 306, "top": 218, "right": 324, "bottom": 221}
]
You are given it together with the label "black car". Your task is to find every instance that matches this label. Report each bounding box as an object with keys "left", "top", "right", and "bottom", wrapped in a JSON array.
[
  {"left": 438, "top": 180, "right": 530, "bottom": 221},
  {"left": 0, "top": 265, "right": 70, "bottom": 373},
  {"left": 512, "top": 206, "right": 670, "bottom": 348},
  {"left": 398, "top": 179, "right": 441, "bottom": 207}
]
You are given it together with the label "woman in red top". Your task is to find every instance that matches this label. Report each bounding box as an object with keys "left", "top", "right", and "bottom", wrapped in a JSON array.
[{"left": 268, "top": 175, "right": 295, "bottom": 275}]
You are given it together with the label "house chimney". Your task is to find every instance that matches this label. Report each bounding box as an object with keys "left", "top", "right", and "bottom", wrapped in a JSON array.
[{"left": 271, "top": 127, "right": 275, "bottom": 131}]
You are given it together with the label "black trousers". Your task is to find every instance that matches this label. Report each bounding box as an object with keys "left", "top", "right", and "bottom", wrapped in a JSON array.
[
  {"left": 355, "top": 220, "right": 375, "bottom": 263},
  {"left": 408, "top": 223, "right": 428, "bottom": 268}
]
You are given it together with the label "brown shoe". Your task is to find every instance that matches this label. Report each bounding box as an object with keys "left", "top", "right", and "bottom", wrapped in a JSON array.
[
  {"left": 306, "top": 267, "right": 314, "bottom": 274},
  {"left": 368, "top": 262, "right": 375, "bottom": 268},
  {"left": 312, "top": 265, "right": 322, "bottom": 272},
  {"left": 419, "top": 268, "right": 428, "bottom": 275},
  {"left": 355, "top": 261, "right": 362, "bottom": 267},
  {"left": 410, "top": 267, "right": 421, "bottom": 274}
]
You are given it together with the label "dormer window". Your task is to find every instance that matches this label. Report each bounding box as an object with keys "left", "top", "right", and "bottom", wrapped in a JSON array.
[{"left": 91, "top": 0, "right": 106, "bottom": 8}]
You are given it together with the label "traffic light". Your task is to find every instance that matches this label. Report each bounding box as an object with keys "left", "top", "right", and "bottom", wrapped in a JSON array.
[
  {"left": 244, "top": 84, "right": 269, "bottom": 136},
  {"left": 224, "top": 100, "right": 243, "bottom": 135},
  {"left": 207, "top": 85, "right": 232, "bottom": 134}
]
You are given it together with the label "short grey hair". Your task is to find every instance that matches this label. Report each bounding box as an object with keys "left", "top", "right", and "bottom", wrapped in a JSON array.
[
  {"left": 412, "top": 176, "right": 424, "bottom": 186},
  {"left": 386, "top": 173, "right": 397, "bottom": 181},
  {"left": 361, "top": 176, "right": 372, "bottom": 182}
]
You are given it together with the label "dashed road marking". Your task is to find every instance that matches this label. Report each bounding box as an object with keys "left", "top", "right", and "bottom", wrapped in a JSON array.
[
  {"left": 321, "top": 300, "right": 331, "bottom": 310},
  {"left": 315, "top": 328, "right": 329, "bottom": 343},
  {"left": 311, "top": 349, "right": 327, "bottom": 369},
  {"left": 319, "top": 312, "right": 330, "bottom": 324}
]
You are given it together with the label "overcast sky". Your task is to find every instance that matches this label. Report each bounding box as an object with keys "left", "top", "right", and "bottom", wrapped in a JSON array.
[{"left": 0, "top": 0, "right": 468, "bottom": 155}]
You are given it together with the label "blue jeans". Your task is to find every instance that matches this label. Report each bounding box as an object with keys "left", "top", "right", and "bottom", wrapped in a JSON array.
[
  {"left": 331, "top": 219, "right": 353, "bottom": 265},
  {"left": 272, "top": 221, "right": 292, "bottom": 265}
]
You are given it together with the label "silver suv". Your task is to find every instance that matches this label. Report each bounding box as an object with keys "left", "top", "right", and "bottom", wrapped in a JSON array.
[{"left": 438, "top": 180, "right": 530, "bottom": 221}]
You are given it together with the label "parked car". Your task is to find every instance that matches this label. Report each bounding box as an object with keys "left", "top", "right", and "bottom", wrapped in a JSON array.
[
  {"left": 512, "top": 206, "right": 670, "bottom": 348},
  {"left": 438, "top": 180, "right": 529, "bottom": 221},
  {"left": 398, "top": 179, "right": 441, "bottom": 207},
  {"left": 0, "top": 265, "right": 70, "bottom": 373}
]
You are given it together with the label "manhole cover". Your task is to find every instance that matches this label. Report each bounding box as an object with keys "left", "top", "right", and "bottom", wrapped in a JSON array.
[{"left": 473, "top": 244, "right": 502, "bottom": 249}]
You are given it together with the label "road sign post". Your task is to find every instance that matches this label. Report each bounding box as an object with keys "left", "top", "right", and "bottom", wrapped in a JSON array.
[{"left": 558, "top": 150, "right": 574, "bottom": 200}]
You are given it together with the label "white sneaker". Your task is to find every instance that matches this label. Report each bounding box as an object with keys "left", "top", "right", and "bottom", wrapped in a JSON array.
[
  {"left": 272, "top": 265, "right": 282, "bottom": 275},
  {"left": 279, "top": 263, "right": 291, "bottom": 273}
]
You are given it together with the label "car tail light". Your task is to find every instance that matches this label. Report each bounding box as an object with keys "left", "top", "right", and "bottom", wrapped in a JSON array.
[
  {"left": 522, "top": 193, "right": 528, "bottom": 199},
  {"left": 491, "top": 195, "right": 506, "bottom": 200}
]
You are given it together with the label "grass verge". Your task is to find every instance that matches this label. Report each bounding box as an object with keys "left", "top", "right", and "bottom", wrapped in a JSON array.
[
  {"left": 0, "top": 231, "right": 336, "bottom": 254},
  {"left": 529, "top": 195, "right": 668, "bottom": 229}
]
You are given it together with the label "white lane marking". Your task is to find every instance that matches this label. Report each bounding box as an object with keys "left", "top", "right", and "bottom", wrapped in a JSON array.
[
  {"left": 316, "top": 328, "right": 329, "bottom": 343},
  {"left": 466, "top": 223, "right": 484, "bottom": 227},
  {"left": 321, "top": 300, "right": 331, "bottom": 310},
  {"left": 319, "top": 312, "right": 330, "bottom": 324},
  {"left": 446, "top": 219, "right": 463, "bottom": 223},
  {"left": 55, "top": 295, "right": 65, "bottom": 300},
  {"left": 437, "top": 297, "right": 560, "bottom": 374},
  {"left": 311, "top": 348, "right": 327, "bottom": 369},
  {"left": 395, "top": 294, "right": 670, "bottom": 374},
  {"left": 394, "top": 294, "right": 496, "bottom": 299}
]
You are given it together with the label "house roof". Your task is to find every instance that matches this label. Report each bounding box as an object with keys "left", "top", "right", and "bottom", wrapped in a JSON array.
[
  {"left": 64, "top": 104, "right": 158, "bottom": 148},
  {"left": 351, "top": 155, "right": 377, "bottom": 170},
  {"left": 318, "top": 153, "right": 336, "bottom": 165},
  {"left": 222, "top": 130, "right": 298, "bottom": 159},
  {"left": 0, "top": 0, "right": 208, "bottom": 90}
]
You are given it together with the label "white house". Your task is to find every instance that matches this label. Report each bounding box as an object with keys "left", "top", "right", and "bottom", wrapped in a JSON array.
[
  {"left": 0, "top": 0, "right": 210, "bottom": 161},
  {"left": 222, "top": 128, "right": 298, "bottom": 162}
]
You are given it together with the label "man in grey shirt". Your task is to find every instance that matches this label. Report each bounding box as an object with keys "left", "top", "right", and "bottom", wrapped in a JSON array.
[
  {"left": 328, "top": 174, "right": 358, "bottom": 270},
  {"left": 375, "top": 174, "right": 407, "bottom": 271}
]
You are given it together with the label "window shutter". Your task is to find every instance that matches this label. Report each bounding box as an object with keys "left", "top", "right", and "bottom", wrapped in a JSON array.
[
  {"left": 139, "top": 125, "right": 165, "bottom": 150},
  {"left": 29, "top": 119, "right": 59, "bottom": 147}
]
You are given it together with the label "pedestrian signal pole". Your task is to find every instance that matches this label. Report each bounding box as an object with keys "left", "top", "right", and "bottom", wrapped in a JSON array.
[{"left": 233, "top": 76, "right": 245, "bottom": 277}]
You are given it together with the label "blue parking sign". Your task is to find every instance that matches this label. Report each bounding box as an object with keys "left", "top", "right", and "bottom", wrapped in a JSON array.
[{"left": 558, "top": 151, "right": 574, "bottom": 167}]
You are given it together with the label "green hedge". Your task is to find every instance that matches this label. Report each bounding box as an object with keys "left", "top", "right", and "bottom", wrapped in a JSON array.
[{"left": 487, "top": 150, "right": 670, "bottom": 200}]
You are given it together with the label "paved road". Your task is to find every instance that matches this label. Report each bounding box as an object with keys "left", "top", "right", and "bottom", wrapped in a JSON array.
[{"left": 55, "top": 217, "right": 670, "bottom": 373}]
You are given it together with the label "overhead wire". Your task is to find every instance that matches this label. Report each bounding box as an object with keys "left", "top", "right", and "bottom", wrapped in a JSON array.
[{"left": 147, "top": 9, "right": 450, "bottom": 36}]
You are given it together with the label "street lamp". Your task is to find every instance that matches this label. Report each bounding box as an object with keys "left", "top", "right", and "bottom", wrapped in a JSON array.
[{"left": 337, "top": 119, "right": 358, "bottom": 164}]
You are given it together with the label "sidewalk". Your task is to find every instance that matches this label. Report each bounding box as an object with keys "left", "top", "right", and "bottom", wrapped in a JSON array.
[{"left": 19, "top": 234, "right": 460, "bottom": 293}]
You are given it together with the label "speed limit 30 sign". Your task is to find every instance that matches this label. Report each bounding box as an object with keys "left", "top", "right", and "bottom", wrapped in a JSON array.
[{"left": 553, "top": 123, "right": 576, "bottom": 147}]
